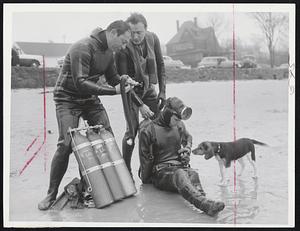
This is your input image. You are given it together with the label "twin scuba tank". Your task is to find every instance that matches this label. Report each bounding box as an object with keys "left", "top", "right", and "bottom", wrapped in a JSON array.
[{"left": 70, "top": 126, "right": 137, "bottom": 208}]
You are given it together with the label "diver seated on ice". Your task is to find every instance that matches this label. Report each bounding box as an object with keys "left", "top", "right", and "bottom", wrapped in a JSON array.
[{"left": 138, "top": 97, "right": 225, "bottom": 216}]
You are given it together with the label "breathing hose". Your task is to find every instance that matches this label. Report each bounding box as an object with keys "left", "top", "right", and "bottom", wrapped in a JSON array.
[{"left": 120, "top": 76, "right": 134, "bottom": 146}]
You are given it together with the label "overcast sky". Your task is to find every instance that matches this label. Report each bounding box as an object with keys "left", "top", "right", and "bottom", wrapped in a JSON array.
[
  {"left": 8, "top": 4, "right": 291, "bottom": 51},
  {"left": 12, "top": 12, "right": 260, "bottom": 44}
]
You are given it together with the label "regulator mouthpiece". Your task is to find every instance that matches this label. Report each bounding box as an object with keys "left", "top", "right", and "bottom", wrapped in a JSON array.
[{"left": 166, "top": 97, "right": 192, "bottom": 120}]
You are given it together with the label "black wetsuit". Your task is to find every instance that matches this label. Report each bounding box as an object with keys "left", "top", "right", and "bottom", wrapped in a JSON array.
[
  {"left": 39, "top": 29, "right": 128, "bottom": 210},
  {"left": 115, "top": 31, "right": 166, "bottom": 174},
  {"left": 138, "top": 107, "right": 225, "bottom": 216}
]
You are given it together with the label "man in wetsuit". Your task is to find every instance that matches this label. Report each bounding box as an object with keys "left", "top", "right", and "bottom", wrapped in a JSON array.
[
  {"left": 38, "top": 20, "right": 137, "bottom": 210},
  {"left": 115, "top": 13, "right": 166, "bottom": 176},
  {"left": 138, "top": 97, "right": 225, "bottom": 216}
]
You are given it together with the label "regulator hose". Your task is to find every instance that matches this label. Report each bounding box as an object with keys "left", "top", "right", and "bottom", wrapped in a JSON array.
[{"left": 120, "top": 76, "right": 134, "bottom": 146}]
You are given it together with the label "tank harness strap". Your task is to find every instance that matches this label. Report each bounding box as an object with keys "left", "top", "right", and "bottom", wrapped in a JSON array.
[
  {"left": 100, "top": 162, "right": 113, "bottom": 169},
  {"left": 75, "top": 142, "right": 91, "bottom": 150},
  {"left": 150, "top": 121, "right": 157, "bottom": 143},
  {"left": 104, "top": 138, "right": 115, "bottom": 144},
  {"left": 81, "top": 161, "right": 115, "bottom": 176},
  {"left": 81, "top": 165, "right": 102, "bottom": 176},
  {"left": 112, "top": 159, "right": 125, "bottom": 166},
  {"left": 90, "top": 139, "right": 104, "bottom": 146}
]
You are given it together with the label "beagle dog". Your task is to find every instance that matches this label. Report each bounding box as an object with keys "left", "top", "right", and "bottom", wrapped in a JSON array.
[{"left": 192, "top": 138, "right": 267, "bottom": 185}]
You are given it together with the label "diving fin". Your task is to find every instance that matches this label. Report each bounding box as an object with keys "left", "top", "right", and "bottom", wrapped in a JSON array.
[{"left": 50, "top": 191, "right": 69, "bottom": 210}]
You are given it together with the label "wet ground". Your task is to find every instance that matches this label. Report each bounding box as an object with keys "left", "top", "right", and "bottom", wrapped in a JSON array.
[{"left": 7, "top": 80, "right": 291, "bottom": 227}]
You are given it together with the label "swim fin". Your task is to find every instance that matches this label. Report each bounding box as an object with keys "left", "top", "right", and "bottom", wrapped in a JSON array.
[{"left": 50, "top": 191, "right": 69, "bottom": 210}]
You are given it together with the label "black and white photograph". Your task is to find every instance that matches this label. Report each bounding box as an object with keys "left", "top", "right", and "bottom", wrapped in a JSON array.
[{"left": 3, "top": 3, "right": 295, "bottom": 227}]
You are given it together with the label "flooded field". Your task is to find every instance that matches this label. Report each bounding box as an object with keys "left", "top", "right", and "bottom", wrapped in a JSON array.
[{"left": 8, "top": 80, "right": 290, "bottom": 226}]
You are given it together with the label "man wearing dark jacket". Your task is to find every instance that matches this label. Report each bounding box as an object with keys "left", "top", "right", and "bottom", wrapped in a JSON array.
[
  {"left": 38, "top": 20, "right": 136, "bottom": 210},
  {"left": 115, "top": 13, "right": 166, "bottom": 176},
  {"left": 138, "top": 97, "right": 225, "bottom": 217}
]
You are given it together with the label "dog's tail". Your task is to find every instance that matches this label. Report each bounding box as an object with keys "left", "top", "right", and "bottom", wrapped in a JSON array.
[{"left": 251, "top": 139, "right": 267, "bottom": 146}]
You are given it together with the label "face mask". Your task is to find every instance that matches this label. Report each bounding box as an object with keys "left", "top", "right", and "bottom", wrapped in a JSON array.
[{"left": 165, "top": 97, "right": 192, "bottom": 120}]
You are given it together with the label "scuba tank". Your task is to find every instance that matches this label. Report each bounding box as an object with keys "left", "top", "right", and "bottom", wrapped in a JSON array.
[
  {"left": 70, "top": 129, "right": 114, "bottom": 208},
  {"left": 86, "top": 128, "right": 125, "bottom": 201},
  {"left": 99, "top": 127, "right": 137, "bottom": 197}
]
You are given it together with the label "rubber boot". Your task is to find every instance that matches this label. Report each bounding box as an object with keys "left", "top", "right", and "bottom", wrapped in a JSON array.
[
  {"left": 38, "top": 152, "right": 70, "bottom": 210},
  {"left": 178, "top": 185, "right": 225, "bottom": 217},
  {"left": 188, "top": 170, "right": 206, "bottom": 196},
  {"left": 193, "top": 182, "right": 206, "bottom": 197},
  {"left": 194, "top": 197, "right": 225, "bottom": 217}
]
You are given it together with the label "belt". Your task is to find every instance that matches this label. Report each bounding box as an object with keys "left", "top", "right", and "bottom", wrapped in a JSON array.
[
  {"left": 153, "top": 162, "right": 184, "bottom": 173},
  {"left": 54, "top": 86, "right": 97, "bottom": 101}
]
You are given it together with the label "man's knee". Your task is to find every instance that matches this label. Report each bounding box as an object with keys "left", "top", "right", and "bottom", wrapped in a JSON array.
[
  {"left": 173, "top": 168, "right": 188, "bottom": 187},
  {"left": 56, "top": 140, "right": 73, "bottom": 158},
  {"left": 188, "top": 169, "right": 201, "bottom": 183}
]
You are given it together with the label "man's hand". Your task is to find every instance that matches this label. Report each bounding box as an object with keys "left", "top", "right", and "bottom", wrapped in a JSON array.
[
  {"left": 178, "top": 147, "right": 191, "bottom": 155},
  {"left": 139, "top": 104, "right": 154, "bottom": 119},
  {"left": 121, "top": 75, "right": 139, "bottom": 87},
  {"left": 157, "top": 91, "right": 166, "bottom": 110},
  {"left": 178, "top": 147, "right": 191, "bottom": 165},
  {"left": 179, "top": 152, "right": 190, "bottom": 166},
  {"left": 115, "top": 83, "right": 132, "bottom": 94}
]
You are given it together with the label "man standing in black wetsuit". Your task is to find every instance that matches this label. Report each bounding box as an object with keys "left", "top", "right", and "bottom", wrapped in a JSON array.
[
  {"left": 38, "top": 20, "right": 137, "bottom": 210},
  {"left": 115, "top": 13, "right": 166, "bottom": 176}
]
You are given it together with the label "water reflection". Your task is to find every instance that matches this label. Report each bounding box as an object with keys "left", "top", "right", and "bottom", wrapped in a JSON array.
[
  {"left": 136, "top": 184, "right": 222, "bottom": 223},
  {"left": 46, "top": 210, "right": 65, "bottom": 222},
  {"left": 136, "top": 184, "right": 161, "bottom": 223},
  {"left": 217, "top": 178, "right": 259, "bottom": 224}
]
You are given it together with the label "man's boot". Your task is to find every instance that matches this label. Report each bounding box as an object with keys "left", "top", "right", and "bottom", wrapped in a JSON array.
[
  {"left": 194, "top": 197, "right": 225, "bottom": 217},
  {"left": 188, "top": 170, "right": 206, "bottom": 196},
  {"left": 178, "top": 185, "right": 225, "bottom": 217},
  {"left": 38, "top": 153, "right": 69, "bottom": 210},
  {"left": 192, "top": 182, "right": 206, "bottom": 197},
  {"left": 38, "top": 188, "right": 58, "bottom": 210}
]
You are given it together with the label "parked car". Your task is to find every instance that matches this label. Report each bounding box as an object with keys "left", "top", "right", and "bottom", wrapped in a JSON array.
[
  {"left": 257, "top": 63, "right": 270, "bottom": 69},
  {"left": 13, "top": 43, "right": 43, "bottom": 67},
  {"left": 197, "top": 56, "right": 241, "bottom": 69},
  {"left": 57, "top": 56, "right": 65, "bottom": 68},
  {"left": 163, "top": 56, "right": 188, "bottom": 69},
  {"left": 240, "top": 55, "right": 257, "bottom": 68},
  {"left": 275, "top": 63, "right": 289, "bottom": 69}
]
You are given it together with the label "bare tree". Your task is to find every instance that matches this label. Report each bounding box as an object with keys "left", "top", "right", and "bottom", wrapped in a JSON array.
[
  {"left": 204, "top": 13, "right": 228, "bottom": 38},
  {"left": 250, "top": 12, "right": 288, "bottom": 68}
]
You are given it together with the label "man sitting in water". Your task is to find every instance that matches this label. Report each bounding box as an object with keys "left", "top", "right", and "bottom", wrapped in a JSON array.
[{"left": 138, "top": 97, "right": 225, "bottom": 216}]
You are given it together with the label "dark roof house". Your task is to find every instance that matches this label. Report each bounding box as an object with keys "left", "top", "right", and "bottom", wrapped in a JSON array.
[
  {"left": 166, "top": 18, "right": 222, "bottom": 67},
  {"left": 15, "top": 42, "right": 72, "bottom": 57}
]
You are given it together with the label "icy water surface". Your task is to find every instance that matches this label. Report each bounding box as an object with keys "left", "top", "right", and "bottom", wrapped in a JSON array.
[{"left": 8, "top": 80, "right": 289, "bottom": 226}]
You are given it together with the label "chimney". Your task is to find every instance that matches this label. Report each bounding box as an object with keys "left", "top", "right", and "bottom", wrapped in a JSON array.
[
  {"left": 176, "top": 20, "right": 180, "bottom": 32},
  {"left": 194, "top": 17, "right": 198, "bottom": 27}
]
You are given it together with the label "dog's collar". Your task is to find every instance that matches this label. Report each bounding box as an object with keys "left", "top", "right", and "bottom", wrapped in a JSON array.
[{"left": 215, "top": 144, "right": 221, "bottom": 154}]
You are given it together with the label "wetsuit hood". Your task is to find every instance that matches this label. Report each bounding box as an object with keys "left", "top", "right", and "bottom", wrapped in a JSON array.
[
  {"left": 154, "top": 97, "right": 192, "bottom": 127},
  {"left": 90, "top": 27, "right": 108, "bottom": 51},
  {"left": 154, "top": 109, "right": 173, "bottom": 127}
]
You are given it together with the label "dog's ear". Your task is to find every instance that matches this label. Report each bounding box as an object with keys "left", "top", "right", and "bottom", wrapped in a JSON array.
[{"left": 202, "top": 142, "right": 209, "bottom": 151}]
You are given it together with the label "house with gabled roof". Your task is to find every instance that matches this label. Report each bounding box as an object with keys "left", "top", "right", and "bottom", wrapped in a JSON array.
[
  {"left": 15, "top": 42, "right": 72, "bottom": 67},
  {"left": 166, "top": 18, "right": 222, "bottom": 67}
]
